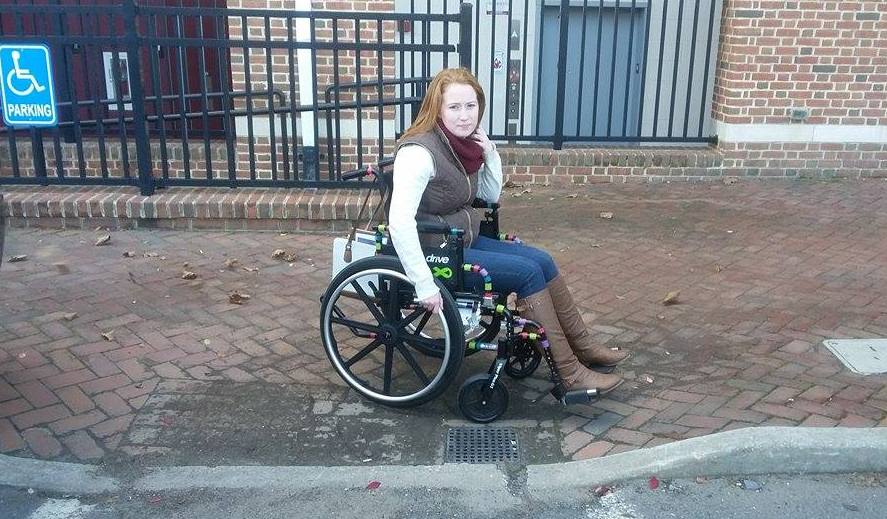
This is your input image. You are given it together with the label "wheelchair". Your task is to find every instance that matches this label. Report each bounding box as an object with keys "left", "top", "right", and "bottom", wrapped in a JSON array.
[{"left": 319, "top": 159, "right": 600, "bottom": 423}]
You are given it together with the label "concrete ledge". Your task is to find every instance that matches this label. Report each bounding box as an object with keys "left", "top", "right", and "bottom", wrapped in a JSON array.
[
  {"left": 1, "top": 427, "right": 885, "bottom": 496},
  {"left": 1, "top": 185, "right": 379, "bottom": 232}
]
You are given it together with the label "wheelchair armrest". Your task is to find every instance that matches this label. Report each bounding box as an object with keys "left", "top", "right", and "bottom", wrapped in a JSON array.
[
  {"left": 471, "top": 198, "right": 500, "bottom": 211},
  {"left": 416, "top": 220, "right": 463, "bottom": 236}
]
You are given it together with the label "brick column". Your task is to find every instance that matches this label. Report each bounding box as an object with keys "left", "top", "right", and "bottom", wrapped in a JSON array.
[{"left": 711, "top": 1, "right": 886, "bottom": 178}]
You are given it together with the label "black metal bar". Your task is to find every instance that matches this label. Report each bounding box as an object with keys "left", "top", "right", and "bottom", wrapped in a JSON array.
[
  {"left": 308, "top": 14, "right": 320, "bottom": 180},
  {"left": 110, "top": 50, "right": 131, "bottom": 180},
  {"left": 683, "top": 0, "right": 702, "bottom": 138},
  {"left": 636, "top": 0, "right": 653, "bottom": 137},
  {"left": 86, "top": 11, "right": 109, "bottom": 178},
  {"left": 148, "top": 14, "right": 170, "bottom": 181},
  {"left": 241, "top": 14, "right": 256, "bottom": 181},
  {"left": 520, "top": 0, "right": 529, "bottom": 135},
  {"left": 355, "top": 17, "right": 363, "bottom": 170},
  {"left": 607, "top": 0, "right": 620, "bottom": 137},
  {"left": 473, "top": 0, "right": 479, "bottom": 73},
  {"left": 216, "top": 13, "right": 237, "bottom": 186},
  {"left": 668, "top": 0, "right": 685, "bottom": 136},
  {"left": 576, "top": 0, "right": 590, "bottom": 135},
  {"left": 124, "top": 0, "right": 152, "bottom": 193},
  {"left": 332, "top": 16, "right": 342, "bottom": 179},
  {"left": 377, "top": 20, "right": 384, "bottom": 165},
  {"left": 653, "top": 0, "right": 669, "bottom": 137},
  {"left": 622, "top": 0, "right": 637, "bottom": 136},
  {"left": 458, "top": 2, "right": 472, "bottom": 70},
  {"left": 591, "top": 0, "right": 604, "bottom": 136},
  {"left": 398, "top": 15, "right": 405, "bottom": 138},
  {"left": 58, "top": 9, "right": 86, "bottom": 177},
  {"left": 30, "top": 129, "right": 48, "bottom": 185},
  {"left": 197, "top": 15, "right": 213, "bottom": 180},
  {"left": 443, "top": 0, "right": 449, "bottom": 68},
  {"left": 264, "top": 16, "right": 277, "bottom": 181},
  {"left": 175, "top": 14, "right": 192, "bottom": 178},
  {"left": 698, "top": 0, "right": 718, "bottom": 138},
  {"left": 552, "top": 0, "right": 571, "bottom": 150}
]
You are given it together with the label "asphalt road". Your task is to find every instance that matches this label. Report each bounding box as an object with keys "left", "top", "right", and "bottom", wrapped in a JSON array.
[{"left": 2, "top": 472, "right": 885, "bottom": 518}]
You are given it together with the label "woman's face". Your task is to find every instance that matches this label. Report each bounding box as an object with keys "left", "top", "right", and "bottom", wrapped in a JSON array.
[{"left": 439, "top": 82, "right": 479, "bottom": 138}]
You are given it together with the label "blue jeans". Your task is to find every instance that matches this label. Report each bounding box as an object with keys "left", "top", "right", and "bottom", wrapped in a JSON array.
[{"left": 463, "top": 235, "right": 558, "bottom": 298}]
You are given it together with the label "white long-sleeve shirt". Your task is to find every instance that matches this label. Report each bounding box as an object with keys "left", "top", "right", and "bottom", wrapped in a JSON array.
[{"left": 388, "top": 144, "right": 503, "bottom": 300}]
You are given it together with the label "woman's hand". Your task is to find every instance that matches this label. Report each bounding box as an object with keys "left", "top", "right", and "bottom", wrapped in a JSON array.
[
  {"left": 419, "top": 292, "right": 443, "bottom": 314},
  {"left": 470, "top": 127, "right": 495, "bottom": 154}
]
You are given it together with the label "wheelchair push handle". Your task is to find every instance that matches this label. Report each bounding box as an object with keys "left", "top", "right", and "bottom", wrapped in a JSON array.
[{"left": 341, "top": 157, "right": 395, "bottom": 181}]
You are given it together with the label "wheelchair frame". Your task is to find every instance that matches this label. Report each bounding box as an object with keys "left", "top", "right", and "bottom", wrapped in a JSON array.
[{"left": 319, "top": 160, "right": 599, "bottom": 423}]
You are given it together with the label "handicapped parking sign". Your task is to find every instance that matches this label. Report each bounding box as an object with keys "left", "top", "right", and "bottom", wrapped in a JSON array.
[{"left": 0, "top": 44, "right": 57, "bottom": 127}]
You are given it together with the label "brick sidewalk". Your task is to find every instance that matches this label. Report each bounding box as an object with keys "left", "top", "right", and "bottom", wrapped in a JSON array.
[{"left": 1, "top": 179, "right": 886, "bottom": 464}]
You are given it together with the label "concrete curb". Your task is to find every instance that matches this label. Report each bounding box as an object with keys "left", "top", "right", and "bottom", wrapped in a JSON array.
[
  {"left": 0, "top": 455, "right": 118, "bottom": 494},
  {"left": 526, "top": 426, "right": 887, "bottom": 496},
  {"left": 1, "top": 427, "right": 885, "bottom": 496}
]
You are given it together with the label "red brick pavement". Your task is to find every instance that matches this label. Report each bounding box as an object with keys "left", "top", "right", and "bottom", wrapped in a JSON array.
[{"left": 1, "top": 179, "right": 886, "bottom": 463}]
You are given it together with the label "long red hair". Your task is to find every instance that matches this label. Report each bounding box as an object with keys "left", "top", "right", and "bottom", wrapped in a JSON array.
[{"left": 400, "top": 68, "right": 486, "bottom": 141}]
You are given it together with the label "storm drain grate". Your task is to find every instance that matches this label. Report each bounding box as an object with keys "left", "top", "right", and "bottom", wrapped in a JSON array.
[{"left": 445, "top": 427, "right": 520, "bottom": 464}]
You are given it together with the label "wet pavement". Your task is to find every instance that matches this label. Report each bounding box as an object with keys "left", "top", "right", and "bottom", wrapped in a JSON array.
[{"left": 1, "top": 178, "right": 886, "bottom": 469}]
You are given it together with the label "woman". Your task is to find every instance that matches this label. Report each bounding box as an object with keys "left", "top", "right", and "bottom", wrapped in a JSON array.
[{"left": 388, "top": 68, "right": 628, "bottom": 396}]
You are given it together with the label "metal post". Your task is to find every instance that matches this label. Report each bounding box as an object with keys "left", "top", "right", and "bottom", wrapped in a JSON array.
[
  {"left": 458, "top": 3, "right": 473, "bottom": 69},
  {"left": 122, "top": 0, "right": 155, "bottom": 196},
  {"left": 30, "top": 129, "right": 48, "bottom": 186},
  {"left": 552, "top": 0, "right": 571, "bottom": 150}
]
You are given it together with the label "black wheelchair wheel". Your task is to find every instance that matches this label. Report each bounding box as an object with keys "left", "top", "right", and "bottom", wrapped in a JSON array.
[
  {"left": 320, "top": 256, "right": 464, "bottom": 408},
  {"left": 458, "top": 373, "right": 509, "bottom": 423},
  {"left": 504, "top": 338, "right": 541, "bottom": 379}
]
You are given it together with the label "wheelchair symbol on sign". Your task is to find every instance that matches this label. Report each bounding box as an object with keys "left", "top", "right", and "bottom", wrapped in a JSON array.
[{"left": 5, "top": 50, "right": 47, "bottom": 96}]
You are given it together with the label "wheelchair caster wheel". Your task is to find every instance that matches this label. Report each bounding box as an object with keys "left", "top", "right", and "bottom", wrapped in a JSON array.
[
  {"left": 504, "top": 339, "right": 541, "bottom": 379},
  {"left": 458, "top": 374, "right": 509, "bottom": 423}
]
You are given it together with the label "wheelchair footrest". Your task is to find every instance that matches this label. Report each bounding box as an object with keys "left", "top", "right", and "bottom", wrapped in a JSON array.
[{"left": 551, "top": 387, "right": 599, "bottom": 405}]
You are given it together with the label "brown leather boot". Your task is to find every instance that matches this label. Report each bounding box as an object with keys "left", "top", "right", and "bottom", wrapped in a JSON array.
[
  {"left": 547, "top": 275, "right": 630, "bottom": 370},
  {"left": 519, "top": 289, "right": 623, "bottom": 395}
]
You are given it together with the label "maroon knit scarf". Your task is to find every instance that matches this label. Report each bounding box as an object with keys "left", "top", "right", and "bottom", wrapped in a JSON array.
[{"left": 437, "top": 120, "right": 484, "bottom": 174}]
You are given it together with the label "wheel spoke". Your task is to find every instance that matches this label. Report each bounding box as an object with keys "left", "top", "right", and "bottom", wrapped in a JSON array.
[
  {"left": 344, "top": 337, "right": 384, "bottom": 368},
  {"left": 332, "top": 305, "right": 375, "bottom": 338},
  {"left": 351, "top": 281, "right": 387, "bottom": 323},
  {"left": 397, "top": 307, "right": 427, "bottom": 330},
  {"left": 401, "top": 333, "right": 446, "bottom": 353},
  {"left": 330, "top": 316, "right": 382, "bottom": 335},
  {"left": 393, "top": 341, "right": 430, "bottom": 386},
  {"left": 412, "top": 311, "right": 432, "bottom": 335},
  {"left": 383, "top": 344, "right": 394, "bottom": 394}
]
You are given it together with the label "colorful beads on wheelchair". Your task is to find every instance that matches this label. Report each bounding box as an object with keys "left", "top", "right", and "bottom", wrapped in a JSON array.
[{"left": 376, "top": 224, "right": 387, "bottom": 232}]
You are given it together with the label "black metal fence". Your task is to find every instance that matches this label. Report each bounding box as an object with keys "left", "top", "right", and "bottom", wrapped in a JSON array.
[{"left": 0, "top": 0, "right": 720, "bottom": 195}]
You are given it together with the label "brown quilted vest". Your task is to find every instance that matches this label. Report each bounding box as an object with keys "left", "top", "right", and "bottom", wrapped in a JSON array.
[{"left": 395, "top": 126, "right": 481, "bottom": 248}]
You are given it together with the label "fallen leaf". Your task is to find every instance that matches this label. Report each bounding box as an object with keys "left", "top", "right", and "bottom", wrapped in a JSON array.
[
  {"left": 695, "top": 476, "right": 708, "bottom": 484},
  {"left": 641, "top": 374, "right": 654, "bottom": 384},
  {"left": 144, "top": 252, "right": 159, "bottom": 258},
  {"left": 657, "top": 314, "right": 666, "bottom": 320},
  {"left": 17, "top": 352, "right": 27, "bottom": 359},
  {"left": 95, "top": 234, "right": 111, "bottom": 246},
  {"left": 159, "top": 256, "right": 167, "bottom": 261},
  {"left": 181, "top": 271, "right": 197, "bottom": 280},
  {"left": 599, "top": 211, "right": 614, "bottom": 219},
  {"left": 8, "top": 255, "right": 28, "bottom": 262},
  {"left": 100, "top": 331, "right": 114, "bottom": 341},
  {"left": 224, "top": 258, "right": 240, "bottom": 269},
  {"left": 229, "top": 292, "right": 251, "bottom": 305},
  {"left": 242, "top": 266, "right": 259, "bottom": 273},
  {"left": 592, "top": 485, "right": 612, "bottom": 497},
  {"left": 284, "top": 253, "right": 297, "bottom": 262},
  {"left": 565, "top": 193, "right": 578, "bottom": 199},
  {"left": 649, "top": 476, "right": 660, "bottom": 490},
  {"left": 366, "top": 480, "right": 381, "bottom": 490},
  {"left": 723, "top": 177, "right": 738, "bottom": 185},
  {"left": 63, "top": 312, "right": 78, "bottom": 321},
  {"left": 661, "top": 291, "right": 681, "bottom": 306},
  {"left": 122, "top": 251, "right": 135, "bottom": 258},
  {"left": 715, "top": 264, "right": 722, "bottom": 273},
  {"left": 272, "top": 249, "right": 286, "bottom": 259}
]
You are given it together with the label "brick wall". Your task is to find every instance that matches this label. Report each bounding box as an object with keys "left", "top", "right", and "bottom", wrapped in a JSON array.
[{"left": 712, "top": 1, "right": 886, "bottom": 178}]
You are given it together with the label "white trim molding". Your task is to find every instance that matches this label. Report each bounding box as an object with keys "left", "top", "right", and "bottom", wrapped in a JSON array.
[{"left": 715, "top": 121, "right": 887, "bottom": 144}]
